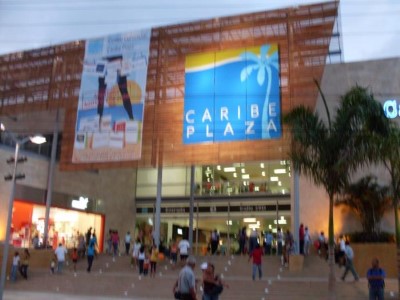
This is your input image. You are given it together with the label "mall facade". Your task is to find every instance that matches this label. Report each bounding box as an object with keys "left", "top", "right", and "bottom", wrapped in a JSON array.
[{"left": 1, "top": 1, "right": 398, "bottom": 253}]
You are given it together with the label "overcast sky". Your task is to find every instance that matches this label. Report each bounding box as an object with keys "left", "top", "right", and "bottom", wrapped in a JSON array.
[{"left": 0, "top": 0, "right": 399, "bottom": 62}]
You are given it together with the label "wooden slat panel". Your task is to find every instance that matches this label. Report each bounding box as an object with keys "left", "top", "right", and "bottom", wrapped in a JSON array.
[{"left": 0, "top": 1, "right": 339, "bottom": 171}]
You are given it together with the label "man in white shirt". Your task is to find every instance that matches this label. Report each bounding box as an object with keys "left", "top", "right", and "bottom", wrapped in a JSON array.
[
  {"left": 341, "top": 241, "right": 359, "bottom": 282},
  {"left": 54, "top": 243, "right": 67, "bottom": 273},
  {"left": 178, "top": 238, "right": 190, "bottom": 265}
]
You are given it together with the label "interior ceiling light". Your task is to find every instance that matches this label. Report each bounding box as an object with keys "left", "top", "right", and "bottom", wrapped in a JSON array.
[
  {"left": 249, "top": 223, "right": 260, "bottom": 229},
  {"left": 241, "top": 168, "right": 245, "bottom": 173},
  {"left": 223, "top": 167, "right": 236, "bottom": 172},
  {"left": 243, "top": 217, "right": 256, "bottom": 223},
  {"left": 274, "top": 169, "right": 286, "bottom": 174},
  {"left": 262, "top": 171, "right": 266, "bottom": 176},
  {"left": 270, "top": 176, "right": 279, "bottom": 181},
  {"left": 242, "top": 174, "right": 250, "bottom": 179},
  {"left": 216, "top": 165, "right": 221, "bottom": 170},
  {"left": 260, "top": 162, "right": 265, "bottom": 168},
  {"left": 233, "top": 173, "right": 237, "bottom": 178},
  {"left": 278, "top": 181, "right": 282, "bottom": 186}
]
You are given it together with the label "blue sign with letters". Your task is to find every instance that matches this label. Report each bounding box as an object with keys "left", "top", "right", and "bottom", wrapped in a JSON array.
[{"left": 183, "top": 44, "right": 281, "bottom": 144}]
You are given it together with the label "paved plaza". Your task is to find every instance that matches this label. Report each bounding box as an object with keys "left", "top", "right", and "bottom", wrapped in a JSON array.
[{"left": 2, "top": 253, "right": 398, "bottom": 300}]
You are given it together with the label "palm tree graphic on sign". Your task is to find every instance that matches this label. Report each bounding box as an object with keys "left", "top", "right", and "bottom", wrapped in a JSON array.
[{"left": 240, "top": 45, "right": 279, "bottom": 139}]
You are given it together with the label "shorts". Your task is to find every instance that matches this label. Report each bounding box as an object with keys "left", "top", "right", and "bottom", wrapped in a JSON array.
[{"left": 171, "top": 253, "right": 177, "bottom": 263}]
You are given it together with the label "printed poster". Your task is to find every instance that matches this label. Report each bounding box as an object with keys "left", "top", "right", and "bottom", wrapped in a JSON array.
[{"left": 73, "top": 29, "right": 151, "bottom": 163}]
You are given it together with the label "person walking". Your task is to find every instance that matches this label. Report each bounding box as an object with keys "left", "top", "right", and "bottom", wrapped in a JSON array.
[
  {"left": 210, "top": 229, "right": 219, "bottom": 255},
  {"left": 132, "top": 238, "right": 141, "bottom": 269},
  {"left": 341, "top": 241, "right": 359, "bottom": 282},
  {"left": 202, "top": 262, "right": 227, "bottom": 300},
  {"left": 248, "top": 243, "right": 263, "bottom": 280},
  {"left": 284, "top": 229, "right": 294, "bottom": 267},
  {"left": 125, "top": 231, "right": 132, "bottom": 256},
  {"left": 299, "top": 223, "right": 305, "bottom": 255},
  {"left": 367, "top": 258, "right": 385, "bottom": 300},
  {"left": 54, "top": 243, "right": 67, "bottom": 274},
  {"left": 19, "top": 248, "right": 30, "bottom": 279},
  {"left": 138, "top": 245, "right": 146, "bottom": 275},
  {"left": 303, "top": 226, "right": 312, "bottom": 256},
  {"left": 10, "top": 251, "right": 20, "bottom": 281},
  {"left": 277, "top": 227, "right": 283, "bottom": 256},
  {"left": 238, "top": 227, "right": 247, "bottom": 255},
  {"left": 71, "top": 247, "right": 78, "bottom": 273},
  {"left": 264, "top": 230, "right": 273, "bottom": 255},
  {"left": 173, "top": 256, "right": 197, "bottom": 300},
  {"left": 150, "top": 244, "right": 159, "bottom": 278},
  {"left": 178, "top": 238, "right": 190, "bottom": 266},
  {"left": 86, "top": 240, "right": 95, "bottom": 272}
]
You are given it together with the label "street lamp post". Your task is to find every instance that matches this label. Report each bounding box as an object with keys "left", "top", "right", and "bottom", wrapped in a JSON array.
[{"left": 0, "top": 124, "right": 46, "bottom": 300}]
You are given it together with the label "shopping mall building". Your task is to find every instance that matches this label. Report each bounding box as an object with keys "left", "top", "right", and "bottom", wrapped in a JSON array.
[{"left": 0, "top": 1, "right": 399, "bottom": 252}]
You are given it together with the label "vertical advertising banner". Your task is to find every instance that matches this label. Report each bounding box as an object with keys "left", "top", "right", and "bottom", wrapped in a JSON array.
[
  {"left": 183, "top": 44, "right": 281, "bottom": 144},
  {"left": 72, "top": 29, "right": 151, "bottom": 163}
]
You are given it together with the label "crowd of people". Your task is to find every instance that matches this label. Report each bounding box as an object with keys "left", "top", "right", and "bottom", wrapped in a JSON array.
[{"left": 7, "top": 225, "right": 389, "bottom": 300}]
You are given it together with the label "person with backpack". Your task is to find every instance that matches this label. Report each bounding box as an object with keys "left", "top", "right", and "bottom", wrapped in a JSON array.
[{"left": 367, "top": 258, "right": 385, "bottom": 300}]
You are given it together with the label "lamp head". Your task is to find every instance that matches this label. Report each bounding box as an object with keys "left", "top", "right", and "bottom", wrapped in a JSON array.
[
  {"left": 30, "top": 135, "right": 46, "bottom": 145},
  {"left": 0, "top": 123, "right": 5, "bottom": 131}
]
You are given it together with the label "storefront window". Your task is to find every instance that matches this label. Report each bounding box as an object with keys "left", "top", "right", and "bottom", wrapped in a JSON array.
[
  {"left": 12, "top": 200, "right": 104, "bottom": 251},
  {"left": 135, "top": 160, "right": 291, "bottom": 198}
]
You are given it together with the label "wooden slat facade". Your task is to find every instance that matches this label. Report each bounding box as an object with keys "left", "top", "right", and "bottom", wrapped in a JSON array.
[{"left": 0, "top": 1, "right": 339, "bottom": 171}]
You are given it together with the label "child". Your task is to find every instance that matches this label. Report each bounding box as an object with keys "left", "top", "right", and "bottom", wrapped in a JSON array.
[
  {"left": 170, "top": 240, "right": 178, "bottom": 269},
  {"left": 150, "top": 244, "right": 159, "bottom": 278},
  {"left": 11, "top": 251, "right": 20, "bottom": 281},
  {"left": 143, "top": 256, "right": 150, "bottom": 276},
  {"left": 132, "top": 238, "right": 141, "bottom": 269},
  {"left": 71, "top": 247, "right": 78, "bottom": 272},
  {"left": 19, "top": 248, "right": 30, "bottom": 280},
  {"left": 50, "top": 258, "right": 56, "bottom": 274},
  {"left": 138, "top": 245, "right": 146, "bottom": 275}
]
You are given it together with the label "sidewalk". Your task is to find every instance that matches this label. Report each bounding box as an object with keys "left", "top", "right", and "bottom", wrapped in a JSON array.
[{"left": 2, "top": 253, "right": 398, "bottom": 299}]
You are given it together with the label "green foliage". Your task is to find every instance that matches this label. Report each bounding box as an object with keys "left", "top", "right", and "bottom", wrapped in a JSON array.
[
  {"left": 335, "top": 176, "right": 392, "bottom": 234},
  {"left": 346, "top": 231, "right": 395, "bottom": 243}
]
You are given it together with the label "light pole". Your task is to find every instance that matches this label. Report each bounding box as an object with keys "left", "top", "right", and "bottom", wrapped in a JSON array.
[{"left": 0, "top": 123, "right": 46, "bottom": 300}]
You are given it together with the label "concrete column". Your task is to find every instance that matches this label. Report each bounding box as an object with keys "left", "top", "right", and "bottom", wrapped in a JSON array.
[
  {"left": 188, "top": 165, "right": 194, "bottom": 247},
  {"left": 154, "top": 165, "right": 162, "bottom": 247},
  {"left": 43, "top": 110, "right": 59, "bottom": 248}
]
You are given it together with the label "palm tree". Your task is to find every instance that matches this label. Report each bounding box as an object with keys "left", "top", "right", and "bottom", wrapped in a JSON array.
[
  {"left": 378, "top": 123, "right": 400, "bottom": 295},
  {"left": 335, "top": 175, "right": 391, "bottom": 236},
  {"left": 284, "top": 83, "right": 387, "bottom": 299},
  {"left": 240, "top": 44, "right": 279, "bottom": 138}
]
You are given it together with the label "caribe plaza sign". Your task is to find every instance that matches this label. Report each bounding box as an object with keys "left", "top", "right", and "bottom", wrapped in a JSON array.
[{"left": 183, "top": 44, "right": 281, "bottom": 144}]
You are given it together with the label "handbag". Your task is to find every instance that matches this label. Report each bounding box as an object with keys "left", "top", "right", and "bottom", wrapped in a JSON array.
[{"left": 210, "top": 284, "right": 223, "bottom": 295}]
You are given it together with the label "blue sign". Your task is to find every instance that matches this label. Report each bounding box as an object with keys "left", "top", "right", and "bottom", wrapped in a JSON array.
[{"left": 183, "top": 44, "right": 281, "bottom": 144}]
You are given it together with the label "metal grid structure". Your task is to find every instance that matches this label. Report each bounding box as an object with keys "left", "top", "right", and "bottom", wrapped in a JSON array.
[{"left": 0, "top": 1, "right": 340, "bottom": 171}]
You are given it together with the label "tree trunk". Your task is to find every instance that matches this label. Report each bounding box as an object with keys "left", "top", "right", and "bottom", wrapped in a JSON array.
[{"left": 328, "top": 194, "right": 336, "bottom": 300}]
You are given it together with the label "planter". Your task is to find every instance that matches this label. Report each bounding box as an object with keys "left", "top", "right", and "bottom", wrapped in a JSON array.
[
  {"left": 352, "top": 243, "right": 396, "bottom": 278},
  {"left": 289, "top": 254, "right": 304, "bottom": 271}
]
